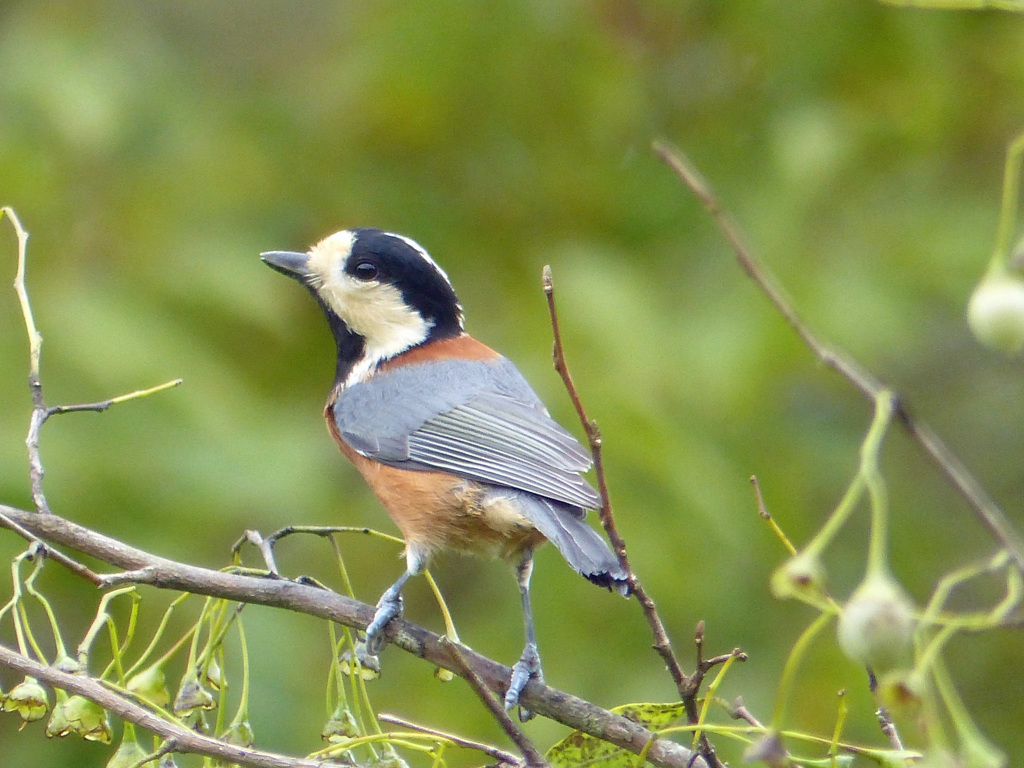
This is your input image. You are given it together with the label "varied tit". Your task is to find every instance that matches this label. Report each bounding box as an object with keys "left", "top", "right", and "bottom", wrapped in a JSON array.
[{"left": 262, "top": 228, "right": 629, "bottom": 712}]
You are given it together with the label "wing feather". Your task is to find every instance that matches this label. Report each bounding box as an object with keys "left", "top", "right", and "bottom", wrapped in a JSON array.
[{"left": 333, "top": 357, "right": 600, "bottom": 510}]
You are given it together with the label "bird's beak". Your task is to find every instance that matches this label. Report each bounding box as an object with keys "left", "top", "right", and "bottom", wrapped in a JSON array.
[{"left": 261, "top": 250, "right": 313, "bottom": 281}]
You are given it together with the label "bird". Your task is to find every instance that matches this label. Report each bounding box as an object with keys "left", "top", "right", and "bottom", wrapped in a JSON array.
[{"left": 261, "top": 227, "right": 629, "bottom": 713}]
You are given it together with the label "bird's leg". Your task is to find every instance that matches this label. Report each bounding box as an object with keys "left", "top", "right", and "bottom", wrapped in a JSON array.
[
  {"left": 364, "top": 569, "right": 412, "bottom": 655},
  {"left": 361, "top": 544, "right": 429, "bottom": 658},
  {"left": 505, "top": 550, "right": 544, "bottom": 717}
]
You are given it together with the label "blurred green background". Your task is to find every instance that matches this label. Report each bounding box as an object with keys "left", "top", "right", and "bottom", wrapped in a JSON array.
[{"left": 2, "top": 1, "right": 1023, "bottom": 766}]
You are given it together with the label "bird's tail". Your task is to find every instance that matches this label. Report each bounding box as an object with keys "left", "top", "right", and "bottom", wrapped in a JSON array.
[{"left": 503, "top": 490, "right": 630, "bottom": 596}]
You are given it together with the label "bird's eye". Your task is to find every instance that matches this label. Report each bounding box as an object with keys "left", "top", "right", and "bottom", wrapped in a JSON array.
[{"left": 352, "top": 260, "right": 379, "bottom": 281}]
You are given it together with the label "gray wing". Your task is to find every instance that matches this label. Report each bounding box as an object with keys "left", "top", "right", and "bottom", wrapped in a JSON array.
[{"left": 333, "top": 357, "right": 600, "bottom": 510}]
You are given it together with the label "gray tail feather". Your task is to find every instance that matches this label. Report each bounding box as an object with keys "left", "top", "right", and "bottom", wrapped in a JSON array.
[{"left": 508, "top": 491, "right": 630, "bottom": 597}]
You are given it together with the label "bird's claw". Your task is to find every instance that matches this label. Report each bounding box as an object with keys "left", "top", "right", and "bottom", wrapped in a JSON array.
[
  {"left": 364, "top": 590, "right": 404, "bottom": 655},
  {"left": 504, "top": 642, "right": 544, "bottom": 717}
]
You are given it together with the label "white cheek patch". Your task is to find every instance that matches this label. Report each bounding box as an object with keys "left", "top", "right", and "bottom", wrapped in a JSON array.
[
  {"left": 306, "top": 233, "right": 432, "bottom": 384},
  {"left": 330, "top": 279, "right": 432, "bottom": 371}
]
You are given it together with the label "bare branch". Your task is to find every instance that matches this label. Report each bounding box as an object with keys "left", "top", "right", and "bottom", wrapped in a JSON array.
[
  {"left": 376, "top": 713, "right": 522, "bottom": 768},
  {"left": 730, "top": 698, "right": 764, "bottom": 729},
  {"left": 0, "top": 503, "right": 704, "bottom": 768},
  {"left": 867, "top": 670, "right": 906, "bottom": 753}
]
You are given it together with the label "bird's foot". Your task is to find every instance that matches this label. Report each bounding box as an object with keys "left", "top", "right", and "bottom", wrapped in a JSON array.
[
  {"left": 504, "top": 642, "right": 544, "bottom": 718},
  {"left": 363, "top": 586, "right": 404, "bottom": 656}
]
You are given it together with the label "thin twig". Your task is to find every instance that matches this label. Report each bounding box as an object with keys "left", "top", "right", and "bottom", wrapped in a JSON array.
[
  {"left": 542, "top": 268, "right": 722, "bottom": 768},
  {"left": 893, "top": 407, "right": 1024, "bottom": 571},
  {"left": 867, "top": 670, "right": 905, "bottom": 753},
  {"left": 749, "top": 476, "right": 799, "bottom": 557},
  {"left": 26, "top": 389, "right": 50, "bottom": 513},
  {"left": 441, "top": 640, "right": 548, "bottom": 768},
  {"left": 0, "top": 509, "right": 103, "bottom": 585},
  {"left": 3, "top": 207, "right": 42, "bottom": 404},
  {"left": 750, "top": 476, "right": 771, "bottom": 521},
  {"left": 731, "top": 698, "right": 764, "bottom": 729},
  {"left": 48, "top": 380, "right": 184, "bottom": 415},
  {"left": 652, "top": 140, "right": 1024, "bottom": 573},
  {"left": 542, "top": 266, "right": 685, "bottom": 692},
  {"left": 6, "top": 206, "right": 50, "bottom": 512},
  {"left": 377, "top": 713, "right": 522, "bottom": 767},
  {"left": 701, "top": 650, "right": 748, "bottom": 672}
]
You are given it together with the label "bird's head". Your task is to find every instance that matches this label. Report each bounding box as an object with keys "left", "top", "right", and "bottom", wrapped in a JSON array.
[{"left": 263, "top": 228, "right": 464, "bottom": 384}]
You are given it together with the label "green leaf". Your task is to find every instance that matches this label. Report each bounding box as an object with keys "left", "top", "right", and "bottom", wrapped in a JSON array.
[{"left": 546, "top": 702, "right": 686, "bottom": 768}]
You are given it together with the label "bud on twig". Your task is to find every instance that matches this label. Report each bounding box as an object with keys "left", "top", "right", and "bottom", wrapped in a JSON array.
[
  {"left": 967, "top": 275, "right": 1024, "bottom": 355},
  {"left": 837, "top": 574, "right": 915, "bottom": 673}
]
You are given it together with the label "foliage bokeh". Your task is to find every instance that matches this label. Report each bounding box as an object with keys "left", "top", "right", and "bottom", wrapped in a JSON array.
[{"left": 2, "top": 1, "right": 1023, "bottom": 765}]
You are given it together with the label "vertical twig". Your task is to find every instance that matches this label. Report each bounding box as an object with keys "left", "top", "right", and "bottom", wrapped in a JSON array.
[
  {"left": 867, "top": 670, "right": 906, "bottom": 753},
  {"left": 4, "top": 208, "right": 182, "bottom": 517},
  {"left": 4, "top": 207, "right": 43, "bottom": 404},
  {"left": 541, "top": 266, "right": 685, "bottom": 691},
  {"left": 542, "top": 268, "right": 726, "bottom": 768},
  {"left": 4, "top": 207, "right": 51, "bottom": 513}
]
